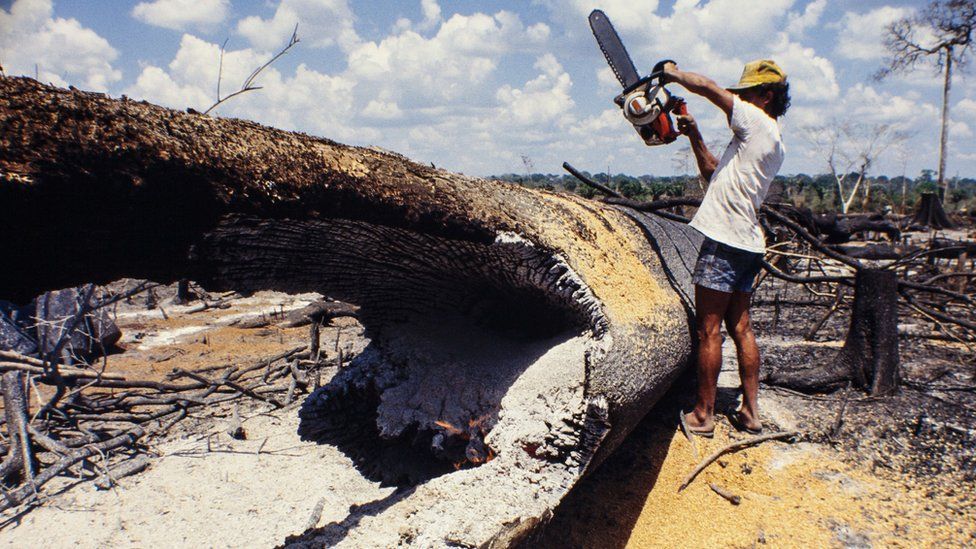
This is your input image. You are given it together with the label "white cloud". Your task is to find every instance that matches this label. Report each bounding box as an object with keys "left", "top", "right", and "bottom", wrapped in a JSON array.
[
  {"left": 362, "top": 99, "right": 403, "bottom": 120},
  {"left": 0, "top": 0, "right": 120, "bottom": 90},
  {"left": 768, "top": 33, "right": 839, "bottom": 102},
  {"left": 788, "top": 84, "right": 939, "bottom": 138},
  {"left": 955, "top": 98, "right": 976, "bottom": 120},
  {"left": 124, "top": 34, "right": 359, "bottom": 140},
  {"left": 578, "top": 0, "right": 660, "bottom": 32},
  {"left": 346, "top": 10, "right": 549, "bottom": 108},
  {"left": 132, "top": 0, "right": 229, "bottom": 31},
  {"left": 846, "top": 85, "right": 938, "bottom": 127},
  {"left": 950, "top": 120, "right": 972, "bottom": 139},
  {"left": 786, "top": 0, "right": 826, "bottom": 37},
  {"left": 419, "top": 0, "right": 442, "bottom": 30},
  {"left": 127, "top": 65, "right": 211, "bottom": 108},
  {"left": 237, "top": 0, "right": 360, "bottom": 52},
  {"left": 496, "top": 54, "right": 574, "bottom": 127},
  {"left": 833, "top": 6, "right": 911, "bottom": 61}
]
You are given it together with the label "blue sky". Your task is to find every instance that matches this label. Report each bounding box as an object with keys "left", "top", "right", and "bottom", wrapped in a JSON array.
[{"left": 1, "top": 0, "right": 973, "bottom": 178}]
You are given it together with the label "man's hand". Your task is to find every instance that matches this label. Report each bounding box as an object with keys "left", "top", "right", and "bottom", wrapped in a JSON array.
[
  {"left": 662, "top": 61, "right": 678, "bottom": 83},
  {"left": 675, "top": 113, "right": 699, "bottom": 137}
]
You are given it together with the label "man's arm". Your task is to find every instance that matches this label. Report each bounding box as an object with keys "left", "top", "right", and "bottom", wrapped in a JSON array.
[
  {"left": 676, "top": 113, "right": 719, "bottom": 182},
  {"left": 664, "top": 63, "right": 734, "bottom": 121}
]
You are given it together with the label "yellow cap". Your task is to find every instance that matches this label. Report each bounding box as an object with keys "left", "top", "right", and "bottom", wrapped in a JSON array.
[{"left": 727, "top": 59, "right": 787, "bottom": 90}]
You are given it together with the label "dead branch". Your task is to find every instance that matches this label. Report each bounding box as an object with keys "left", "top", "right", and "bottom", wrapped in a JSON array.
[
  {"left": 804, "top": 287, "right": 846, "bottom": 340},
  {"left": 678, "top": 431, "right": 799, "bottom": 491},
  {"left": 0, "top": 361, "right": 126, "bottom": 380},
  {"left": 306, "top": 497, "right": 327, "bottom": 530},
  {"left": 186, "top": 300, "right": 232, "bottom": 314},
  {"left": 202, "top": 24, "right": 300, "bottom": 116},
  {"left": 94, "top": 454, "right": 151, "bottom": 490},
  {"left": 562, "top": 162, "right": 623, "bottom": 198},
  {"left": 900, "top": 290, "right": 976, "bottom": 332},
  {"left": 0, "top": 350, "right": 45, "bottom": 367},
  {"left": 0, "top": 427, "right": 145, "bottom": 511},
  {"left": 1, "top": 372, "right": 33, "bottom": 484}
]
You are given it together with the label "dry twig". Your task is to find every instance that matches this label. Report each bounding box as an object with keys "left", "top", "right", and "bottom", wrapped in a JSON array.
[{"left": 678, "top": 431, "right": 799, "bottom": 492}]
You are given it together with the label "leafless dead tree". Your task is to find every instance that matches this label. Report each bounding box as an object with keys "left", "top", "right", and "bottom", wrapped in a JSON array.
[
  {"left": 876, "top": 0, "right": 975, "bottom": 203},
  {"left": 801, "top": 122, "right": 908, "bottom": 214}
]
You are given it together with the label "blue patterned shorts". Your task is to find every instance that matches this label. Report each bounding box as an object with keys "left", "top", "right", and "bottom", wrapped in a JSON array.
[{"left": 692, "top": 238, "right": 764, "bottom": 293}]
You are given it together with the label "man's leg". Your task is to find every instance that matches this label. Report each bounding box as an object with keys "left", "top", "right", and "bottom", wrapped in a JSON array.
[
  {"left": 684, "top": 285, "right": 732, "bottom": 432},
  {"left": 725, "top": 290, "right": 762, "bottom": 431}
]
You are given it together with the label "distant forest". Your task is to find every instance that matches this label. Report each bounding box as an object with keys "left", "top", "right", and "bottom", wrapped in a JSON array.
[{"left": 490, "top": 169, "right": 976, "bottom": 215}]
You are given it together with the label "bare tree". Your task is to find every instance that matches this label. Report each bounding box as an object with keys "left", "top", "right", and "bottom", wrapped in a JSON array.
[
  {"left": 876, "top": 0, "right": 975, "bottom": 203},
  {"left": 802, "top": 122, "right": 907, "bottom": 214}
]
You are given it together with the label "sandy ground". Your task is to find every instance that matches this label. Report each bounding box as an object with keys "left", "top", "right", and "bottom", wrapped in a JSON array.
[
  {"left": 3, "top": 284, "right": 974, "bottom": 547},
  {"left": 3, "top": 407, "right": 389, "bottom": 548}
]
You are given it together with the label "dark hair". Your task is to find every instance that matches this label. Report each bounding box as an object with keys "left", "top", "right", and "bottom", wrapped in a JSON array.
[{"left": 759, "top": 81, "right": 790, "bottom": 118}]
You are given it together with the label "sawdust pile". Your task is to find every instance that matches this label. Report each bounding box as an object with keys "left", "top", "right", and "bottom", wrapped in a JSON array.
[{"left": 538, "top": 415, "right": 975, "bottom": 547}]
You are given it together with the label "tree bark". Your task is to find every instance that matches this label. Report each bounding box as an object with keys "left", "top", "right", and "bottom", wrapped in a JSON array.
[{"left": 0, "top": 77, "right": 700, "bottom": 546}]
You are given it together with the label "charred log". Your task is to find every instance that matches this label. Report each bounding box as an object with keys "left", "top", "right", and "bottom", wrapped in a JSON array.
[
  {"left": 927, "top": 238, "right": 976, "bottom": 260},
  {"left": 0, "top": 77, "right": 698, "bottom": 546},
  {"left": 832, "top": 243, "right": 918, "bottom": 260},
  {"left": 814, "top": 212, "right": 901, "bottom": 244}
]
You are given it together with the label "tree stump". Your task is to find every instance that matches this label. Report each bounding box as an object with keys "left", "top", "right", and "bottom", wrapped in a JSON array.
[
  {"left": 910, "top": 192, "right": 954, "bottom": 230},
  {"left": 838, "top": 268, "right": 900, "bottom": 395},
  {"left": 767, "top": 268, "right": 900, "bottom": 395}
]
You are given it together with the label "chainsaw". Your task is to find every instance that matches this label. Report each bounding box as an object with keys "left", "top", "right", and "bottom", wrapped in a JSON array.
[{"left": 588, "top": 9, "right": 687, "bottom": 146}]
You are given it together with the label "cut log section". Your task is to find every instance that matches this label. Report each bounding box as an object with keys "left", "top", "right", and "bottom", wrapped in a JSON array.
[{"left": 0, "top": 77, "right": 701, "bottom": 546}]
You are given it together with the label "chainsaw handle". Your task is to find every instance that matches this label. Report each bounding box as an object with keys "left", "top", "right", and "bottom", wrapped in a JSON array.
[
  {"left": 621, "top": 59, "right": 678, "bottom": 95},
  {"left": 621, "top": 73, "right": 660, "bottom": 95},
  {"left": 675, "top": 98, "right": 688, "bottom": 117}
]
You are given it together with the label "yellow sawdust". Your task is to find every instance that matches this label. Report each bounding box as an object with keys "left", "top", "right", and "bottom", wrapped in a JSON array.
[
  {"left": 552, "top": 420, "right": 974, "bottom": 548},
  {"left": 631, "top": 426, "right": 970, "bottom": 547},
  {"left": 512, "top": 190, "right": 678, "bottom": 328},
  {"left": 107, "top": 322, "right": 309, "bottom": 381}
]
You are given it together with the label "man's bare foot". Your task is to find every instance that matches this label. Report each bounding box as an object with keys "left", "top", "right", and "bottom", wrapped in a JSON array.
[
  {"left": 732, "top": 409, "right": 762, "bottom": 434},
  {"left": 683, "top": 410, "right": 715, "bottom": 436}
]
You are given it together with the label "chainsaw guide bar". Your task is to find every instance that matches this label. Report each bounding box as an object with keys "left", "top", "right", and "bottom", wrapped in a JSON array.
[
  {"left": 588, "top": 10, "right": 639, "bottom": 89},
  {"left": 588, "top": 9, "right": 686, "bottom": 147}
]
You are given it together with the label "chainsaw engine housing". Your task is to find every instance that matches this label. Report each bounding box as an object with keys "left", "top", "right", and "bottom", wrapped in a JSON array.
[{"left": 615, "top": 82, "right": 686, "bottom": 146}]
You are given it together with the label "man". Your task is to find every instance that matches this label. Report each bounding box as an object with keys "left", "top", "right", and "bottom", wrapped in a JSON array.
[{"left": 663, "top": 60, "right": 791, "bottom": 436}]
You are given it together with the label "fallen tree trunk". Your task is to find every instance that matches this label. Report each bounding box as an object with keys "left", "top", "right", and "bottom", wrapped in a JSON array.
[
  {"left": 814, "top": 213, "right": 901, "bottom": 244},
  {"left": 0, "top": 77, "right": 699, "bottom": 546}
]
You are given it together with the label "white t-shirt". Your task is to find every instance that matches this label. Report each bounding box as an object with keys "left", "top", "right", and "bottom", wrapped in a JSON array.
[{"left": 689, "top": 95, "right": 784, "bottom": 253}]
